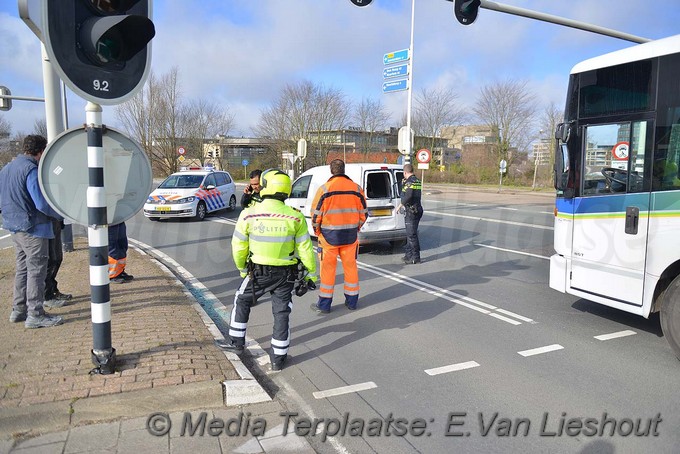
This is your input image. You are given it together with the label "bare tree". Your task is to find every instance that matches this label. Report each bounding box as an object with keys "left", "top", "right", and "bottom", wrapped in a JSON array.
[
  {"left": 472, "top": 79, "right": 537, "bottom": 165},
  {"left": 412, "top": 86, "right": 466, "bottom": 155},
  {"left": 255, "top": 80, "right": 350, "bottom": 169},
  {"left": 33, "top": 118, "right": 48, "bottom": 138},
  {"left": 116, "top": 67, "right": 235, "bottom": 176},
  {"left": 539, "top": 101, "right": 564, "bottom": 185},
  {"left": 353, "top": 96, "right": 391, "bottom": 157},
  {"left": 0, "top": 117, "right": 13, "bottom": 168}
]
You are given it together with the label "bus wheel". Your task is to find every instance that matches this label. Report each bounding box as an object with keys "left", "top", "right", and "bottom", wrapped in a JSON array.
[{"left": 660, "top": 276, "right": 680, "bottom": 361}]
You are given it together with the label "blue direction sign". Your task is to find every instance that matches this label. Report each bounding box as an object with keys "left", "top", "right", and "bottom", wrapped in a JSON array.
[
  {"left": 383, "top": 63, "right": 409, "bottom": 80},
  {"left": 383, "top": 49, "right": 410, "bottom": 65},
  {"left": 382, "top": 78, "right": 409, "bottom": 94}
]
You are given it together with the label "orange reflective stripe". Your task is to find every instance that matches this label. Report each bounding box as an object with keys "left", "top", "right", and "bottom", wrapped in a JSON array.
[{"left": 108, "top": 256, "right": 126, "bottom": 278}]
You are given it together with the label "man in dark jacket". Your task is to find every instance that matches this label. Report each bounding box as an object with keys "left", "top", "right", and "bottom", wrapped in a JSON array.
[
  {"left": 240, "top": 169, "right": 262, "bottom": 209},
  {"left": 400, "top": 164, "right": 423, "bottom": 264},
  {"left": 0, "top": 135, "right": 65, "bottom": 328}
]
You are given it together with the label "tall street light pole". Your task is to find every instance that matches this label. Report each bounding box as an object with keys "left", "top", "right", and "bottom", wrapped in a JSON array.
[{"left": 404, "top": 0, "right": 416, "bottom": 165}]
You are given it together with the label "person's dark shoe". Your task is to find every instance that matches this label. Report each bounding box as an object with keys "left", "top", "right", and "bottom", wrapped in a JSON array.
[
  {"left": 344, "top": 302, "right": 356, "bottom": 311},
  {"left": 25, "top": 313, "right": 64, "bottom": 329},
  {"left": 9, "top": 310, "right": 27, "bottom": 323},
  {"left": 54, "top": 291, "right": 73, "bottom": 301},
  {"left": 310, "top": 303, "right": 330, "bottom": 315},
  {"left": 111, "top": 271, "right": 134, "bottom": 284},
  {"left": 270, "top": 361, "right": 284, "bottom": 372},
  {"left": 403, "top": 258, "right": 421, "bottom": 265},
  {"left": 44, "top": 298, "right": 67, "bottom": 309},
  {"left": 215, "top": 339, "right": 244, "bottom": 355}
]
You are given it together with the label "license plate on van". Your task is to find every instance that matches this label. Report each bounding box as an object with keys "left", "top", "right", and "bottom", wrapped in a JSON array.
[
  {"left": 156, "top": 206, "right": 171, "bottom": 212},
  {"left": 370, "top": 208, "right": 391, "bottom": 216}
]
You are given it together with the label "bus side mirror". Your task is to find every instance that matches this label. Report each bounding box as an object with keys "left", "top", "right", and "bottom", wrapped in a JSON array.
[
  {"left": 554, "top": 143, "right": 572, "bottom": 197},
  {"left": 555, "top": 123, "right": 571, "bottom": 142}
]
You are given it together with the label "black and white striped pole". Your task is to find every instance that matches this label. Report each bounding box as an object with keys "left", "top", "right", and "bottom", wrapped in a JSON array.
[{"left": 86, "top": 102, "right": 115, "bottom": 374}]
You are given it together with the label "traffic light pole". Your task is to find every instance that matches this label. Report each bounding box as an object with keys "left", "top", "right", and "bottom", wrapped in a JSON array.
[{"left": 85, "top": 102, "right": 116, "bottom": 374}]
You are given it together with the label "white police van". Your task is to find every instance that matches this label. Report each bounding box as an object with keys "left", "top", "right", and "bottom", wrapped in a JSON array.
[
  {"left": 143, "top": 168, "right": 237, "bottom": 221},
  {"left": 285, "top": 163, "right": 406, "bottom": 245}
]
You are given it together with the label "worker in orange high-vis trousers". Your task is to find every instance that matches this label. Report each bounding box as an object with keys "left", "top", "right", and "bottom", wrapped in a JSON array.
[
  {"left": 108, "top": 222, "right": 134, "bottom": 284},
  {"left": 310, "top": 159, "right": 367, "bottom": 314}
]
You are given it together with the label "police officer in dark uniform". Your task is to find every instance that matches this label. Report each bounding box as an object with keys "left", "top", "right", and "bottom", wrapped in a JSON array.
[{"left": 400, "top": 164, "right": 423, "bottom": 264}]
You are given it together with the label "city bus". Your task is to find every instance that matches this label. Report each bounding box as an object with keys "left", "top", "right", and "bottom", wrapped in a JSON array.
[{"left": 550, "top": 34, "right": 680, "bottom": 360}]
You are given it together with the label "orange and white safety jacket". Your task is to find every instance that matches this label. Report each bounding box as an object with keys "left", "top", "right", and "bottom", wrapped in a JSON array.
[{"left": 311, "top": 174, "right": 367, "bottom": 246}]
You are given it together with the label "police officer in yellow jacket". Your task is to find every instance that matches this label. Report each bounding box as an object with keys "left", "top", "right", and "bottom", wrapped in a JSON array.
[{"left": 216, "top": 169, "right": 317, "bottom": 372}]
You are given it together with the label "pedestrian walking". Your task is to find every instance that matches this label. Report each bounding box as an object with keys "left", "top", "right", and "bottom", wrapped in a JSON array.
[
  {"left": 400, "top": 164, "right": 423, "bottom": 264},
  {"left": 0, "top": 135, "right": 65, "bottom": 328},
  {"left": 44, "top": 217, "right": 72, "bottom": 306},
  {"left": 240, "top": 169, "right": 262, "bottom": 209},
  {"left": 309, "top": 159, "right": 367, "bottom": 313},
  {"left": 108, "top": 222, "right": 134, "bottom": 283},
  {"left": 216, "top": 169, "right": 317, "bottom": 372}
]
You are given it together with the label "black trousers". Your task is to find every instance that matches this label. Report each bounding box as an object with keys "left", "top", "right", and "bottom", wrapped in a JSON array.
[
  {"left": 404, "top": 214, "right": 421, "bottom": 261},
  {"left": 45, "top": 219, "right": 63, "bottom": 299},
  {"left": 228, "top": 265, "right": 295, "bottom": 365}
]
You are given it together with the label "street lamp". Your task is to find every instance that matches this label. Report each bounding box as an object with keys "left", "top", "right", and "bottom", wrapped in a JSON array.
[{"left": 532, "top": 129, "right": 544, "bottom": 190}]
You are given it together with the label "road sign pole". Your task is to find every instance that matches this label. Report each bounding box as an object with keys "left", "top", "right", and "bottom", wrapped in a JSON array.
[
  {"left": 404, "top": 0, "right": 415, "bottom": 165},
  {"left": 85, "top": 102, "right": 116, "bottom": 375}
]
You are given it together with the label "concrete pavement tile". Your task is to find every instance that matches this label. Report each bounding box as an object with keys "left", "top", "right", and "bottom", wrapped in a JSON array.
[
  {"left": 116, "top": 428, "right": 169, "bottom": 454},
  {"left": 0, "top": 439, "right": 14, "bottom": 454},
  {"left": 258, "top": 430, "right": 315, "bottom": 454},
  {"left": 64, "top": 422, "right": 119, "bottom": 453},
  {"left": 11, "top": 431, "right": 67, "bottom": 449},
  {"left": 11, "top": 442, "right": 66, "bottom": 454},
  {"left": 225, "top": 435, "right": 263, "bottom": 454},
  {"left": 167, "top": 410, "right": 214, "bottom": 438},
  {"left": 119, "top": 415, "right": 150, "bottom": 433},
  {"left": 169, "top": 429, "right": 222, "bottom": 454}
]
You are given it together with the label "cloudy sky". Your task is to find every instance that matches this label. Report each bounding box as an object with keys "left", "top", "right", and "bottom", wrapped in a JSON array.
[{"left": 1, "top": 0, "right": 679, "bottom": 138}]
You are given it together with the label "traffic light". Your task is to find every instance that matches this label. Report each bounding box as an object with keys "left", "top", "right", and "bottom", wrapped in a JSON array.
[
  {"left": 349, "top": 0, "right": 373, "bottom": 6},
  {"left": 43, "top": 0, "right": 155, "bottom": 105},
  {"left": 454, "top": 0, "right": 481, "bottom": 25},
  {"left": 0, "top": 86, "right": 11, "bottom": 111}
]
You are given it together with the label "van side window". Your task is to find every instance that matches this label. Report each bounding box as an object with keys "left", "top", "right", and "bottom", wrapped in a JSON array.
[
  {"left": 290, "top": 175, "right": 312, "bottom": 198},
  {"left": 395, "top": 171, "right": 404, "bottom": 195},
  {"left": 365, "top": 172, "right": 390, "bottom": 199}
]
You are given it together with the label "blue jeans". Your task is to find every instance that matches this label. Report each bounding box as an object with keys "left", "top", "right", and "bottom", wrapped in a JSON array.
[{"left": 12, "top": 232, "right": 49, "bottom": 316}]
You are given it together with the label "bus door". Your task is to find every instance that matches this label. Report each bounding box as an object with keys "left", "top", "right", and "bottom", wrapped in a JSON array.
[{"left": 570, "top": 121, "right": 652, "bottom": 306}]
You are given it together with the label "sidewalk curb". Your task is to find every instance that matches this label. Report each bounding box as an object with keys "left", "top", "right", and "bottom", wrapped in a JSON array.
[{"left": 128, "top": 239, "right": 271, "bottom": 407}]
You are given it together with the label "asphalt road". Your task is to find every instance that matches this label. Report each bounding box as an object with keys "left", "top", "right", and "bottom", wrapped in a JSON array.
[{"left": 6, "top": 186, "right": 679, "bottom": 453}]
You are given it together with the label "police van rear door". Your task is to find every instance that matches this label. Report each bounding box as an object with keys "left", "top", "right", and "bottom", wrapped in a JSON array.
[{"left": 363, "top": 169, "right": 403, "bottom": 233}]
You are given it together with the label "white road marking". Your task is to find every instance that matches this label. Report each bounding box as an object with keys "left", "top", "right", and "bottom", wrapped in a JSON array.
[
  {"left": 518, "top": 344, "right": 564, "bottom": 357},
  {"left": 0, "top": 234, "right": 10, "bottom": 240},
  {"left": 212, "top": 217, "right": 237, "bottom": 225},
  {"left": 432, "top": 211, "right": 554, "bottom": 230},
  {"left": 425, "top": 361, "right": 480, "bottom": 376},
  {"left": 473, "top": 242, "right": 550, "bottom": 260},
  {"left": 313, "top": 382, "right": 377, "bottom": 399},
  {"left": 594, "top": 330, "right": 637, "bottom": 341},
  {"left": 489, "top": 313, "right": 522, "bottom": 325},
  {"left": 357, "top": 261, "right": 535, "bottom": 325},
  {"left": 495, "top": 308, "right": 534, "bottom": 323},
  {"left": 498, "top": 207, "right": 519, "bottom": 211}
]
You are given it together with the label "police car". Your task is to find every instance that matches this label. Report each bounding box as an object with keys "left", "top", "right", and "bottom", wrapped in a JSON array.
[{"left": 143, "top": 168, "right": 237, "bottom": 221}]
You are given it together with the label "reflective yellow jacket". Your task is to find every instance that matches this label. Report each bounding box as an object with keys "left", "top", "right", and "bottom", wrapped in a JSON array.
[{"left": 232, "top": 198, "right": 316, "bottom": 277}]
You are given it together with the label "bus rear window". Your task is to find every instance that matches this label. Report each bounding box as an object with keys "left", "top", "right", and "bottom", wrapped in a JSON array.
[{"left": 579, "top": 60, "right": 654, "bottom": 117}]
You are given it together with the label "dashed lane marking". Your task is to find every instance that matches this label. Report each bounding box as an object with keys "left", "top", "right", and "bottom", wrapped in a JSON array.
[
  {"left": 0, "top": 234, "right": 10, "bottom": 240},
  {"left": 425, "top": 361, "right": 480, "bottom": 376},
  {"left": 518, "top": 344, "right": 564, "bottom": 357},
  {"left": 313, "top": 382, "right": 378, "bottom": 399},
  {"left": 433, "top": 211, "right": 554, "bottom": 230},
  {"left": 594, "top": 330, "right": 637, "bottom": 341}
]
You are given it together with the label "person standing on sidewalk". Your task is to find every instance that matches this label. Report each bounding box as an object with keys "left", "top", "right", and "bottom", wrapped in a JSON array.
[
  {"left": 400, "top": 164, "right": 423, "bottom": 264},
  {"left": 309, "top": 159, "right": 367, "bottom": 314},
  {"left": 44, "top": 217, "right": 72, "bottom": 306},
  {"left": 240, "top": 169, "right": 262, "bottom": 209},
  {"left": 216, "top": 169, "right": 317, "bottom": 372},
  {"left": 0, "top": 135, "right": 64, "bottom": 328},
  {"left": 108, "top": 222, "right": 134, "bottom": 283}
]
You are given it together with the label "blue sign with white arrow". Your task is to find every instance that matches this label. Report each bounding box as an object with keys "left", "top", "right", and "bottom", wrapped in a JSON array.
[
  {"left": 383, "top": 49, "right": 410, "bottom": 65},
  {"left": 382, "top": 78, "right": 409, "bottom": 94},
  {"left": 383, "top": 63, "right": 409, "bottom": 79}
]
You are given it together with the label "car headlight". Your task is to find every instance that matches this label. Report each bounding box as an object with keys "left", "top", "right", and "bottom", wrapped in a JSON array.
[{"left": 175, "top": 196, "right": 196, "bottom": 204}]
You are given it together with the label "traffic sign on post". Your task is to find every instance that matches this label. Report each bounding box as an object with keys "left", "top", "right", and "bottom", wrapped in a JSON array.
[
  {"left": 416, "top": 149, "right": 431, "bottom": 164},
  {"left": 398, "top": 126, "right": 414, "bottom": 156},
  {"left": 178, "top": 146, "right": 186, "bottom": 155},
  {"left": 383, "top": 64, "right": 409, "bottom": 79},
  {"left": 383, "top": 49, "right": 410, "bottom": 65},
  {"left": 297, "top": 138, "right": 307, "bottom": 159},
  {"left": 383, "top": 78, "right": 409, "bottom": 94}
]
